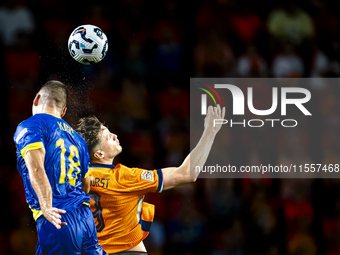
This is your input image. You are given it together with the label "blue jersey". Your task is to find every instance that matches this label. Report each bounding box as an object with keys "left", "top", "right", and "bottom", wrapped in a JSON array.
[{"left": 14, "top": 113, "right": 91, "bottom": 221}]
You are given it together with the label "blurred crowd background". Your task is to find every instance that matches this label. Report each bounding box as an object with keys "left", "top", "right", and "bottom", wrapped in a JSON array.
[{"left": 1, "top": 0, "right": 340, "bottom": 254}]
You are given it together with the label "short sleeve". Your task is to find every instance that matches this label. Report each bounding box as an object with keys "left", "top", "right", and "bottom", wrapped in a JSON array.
[
  {"left": 14, "top": 119, "right": 44, "bottom": 159},
  {"left": 116, "top": 165, "right": 163, "bottom": 195}
]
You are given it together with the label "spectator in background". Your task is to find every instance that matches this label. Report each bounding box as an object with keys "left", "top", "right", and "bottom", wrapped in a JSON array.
[
  {"left": 195, "top": 0, "right": 233, "bottom": 42},
  {"left": 118, "top": 0, "right": 150, "bottom": 46},
  {"left": 156, "top": 83, "right": 190, "bottom": 167},
  {"left": 2, "top": 0, "right": 40, "bottom": 130},
  {"left": 312, "top": 0, "right": 338, "bottom": 53},
  {"left": 237, "top": 44, "right": 268, "bottom": 77},
  {"left": 194, "top": 31, "right": 235, "bottom": 77},
  {"left": 81, "top": 4, "right": 112, "bottom": 34},
  {"left": 327, "top": 41, "right": 340, "bottom": 77},
  {"left": 154, "top": 20, "right": 183, "bottom": 81},
  {"left": 0, "top": 0, "right": 35, "bottom": 47},
  {"left": 230, "top": 5, "right": 262, "bottom": 44},
  {"left": 123, "top": 39, "right": 147, "bottom": 78},
  {"left": 272, "top": 41, "right": 304, "bottom": 77},
  {"left": 310, "top": 42, "right": 330, "bottom": 78},
  {"left": 282, "top": 179, "right": 317, "bottom": 255},
  {"left": 247, "top": 181, "right": 284, "bottom": 255},
  {"left": 267, "top": 0, "right": 314, "bottom": 46},
  {"left": 42, "top": 1, "right": 71, "bottom": 49},
  {"left": 112, "top": 77, "right": 151, "bottom": 139},
  {"left": 322, "top": 196, "right": 340, "bottom": 255}
]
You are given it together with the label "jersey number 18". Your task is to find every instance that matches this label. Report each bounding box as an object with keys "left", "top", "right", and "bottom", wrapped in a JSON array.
[{"left": 56, "top": 138, "right": 81, "bottom": 186}]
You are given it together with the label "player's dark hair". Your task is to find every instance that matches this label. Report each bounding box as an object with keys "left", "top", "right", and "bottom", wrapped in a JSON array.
[
  {"left": 40, "top": 80, "right": 68, "bottom": 109},
  {"left": 76, "top": 116, "right": 103, "bottom": 154}
]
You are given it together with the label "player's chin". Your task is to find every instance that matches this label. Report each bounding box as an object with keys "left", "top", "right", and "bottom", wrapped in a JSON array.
[{"left": 117, "top": 146, "right": 123, "bottom": 154}]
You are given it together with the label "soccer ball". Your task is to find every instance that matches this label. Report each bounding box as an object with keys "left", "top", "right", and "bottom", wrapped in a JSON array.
[{"left": 68, "top": 24, "right": 108, "bottom": 65}]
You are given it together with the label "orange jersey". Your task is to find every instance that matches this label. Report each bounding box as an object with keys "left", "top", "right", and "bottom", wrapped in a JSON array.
[{"left": 88, "top": 163, "right": 163, "bottom": 253}]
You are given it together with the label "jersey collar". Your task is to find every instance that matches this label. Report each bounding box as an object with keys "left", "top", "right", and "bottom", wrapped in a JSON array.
[
  {"left": 36, "top": 113, "right": 61, "bottom": 119},
  {"left": 89, "top": 163, "right": 115, "bottom": 168}
]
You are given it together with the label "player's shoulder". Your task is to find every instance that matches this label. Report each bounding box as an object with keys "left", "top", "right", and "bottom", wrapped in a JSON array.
[
  {"left": 116, "top": 164, "right": 152, "bottom": 178},
  {"left": 121, "top": 164, "right": 152, "bottom": 173},
  {"left": 17, "top": 113, "right": 58, "bottom": 128},
  {"left": 115, "top": 164, "right": 134, "bottom": 173},
  {"left": 14, "top": 115, "right": 43, "bottom": 144},
  {"left": 107, "top": 164, "right": 129, "bottom": 178},
  {"left": 115, "top": 164, "right": 158, "bottom": 186},
  {"left": 15, "top": 115, "right": 42, "bottom": 135},
  {"left": 17, "top": 114, "right": 40, "bottom": 126}
]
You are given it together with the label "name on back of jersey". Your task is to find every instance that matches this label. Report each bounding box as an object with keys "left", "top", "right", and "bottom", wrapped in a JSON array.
[
  {"left": 91, "top": 177, "right": 110, "bottom": 188},
  {"left": 58, "top": 122, "right": 74, "bottom": 138}
]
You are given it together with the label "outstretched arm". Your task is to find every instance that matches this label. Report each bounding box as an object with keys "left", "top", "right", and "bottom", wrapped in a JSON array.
[
  {"left": 25, "top": 148, "right": 67, "bottom": 229},
  {"left": 162, "top": 105, "right": 225, "bottom": 190}
]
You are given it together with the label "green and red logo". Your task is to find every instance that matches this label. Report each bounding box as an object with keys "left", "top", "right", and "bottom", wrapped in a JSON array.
[{"left": 197, "top": 82, "right": 223, "bottom": 115}]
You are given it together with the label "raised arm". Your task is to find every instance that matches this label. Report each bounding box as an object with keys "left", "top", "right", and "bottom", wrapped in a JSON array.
[
  {"left": 162, "top": 105, "right": 225, "bottom": 190},
  {"left": 25, "top": 148, "right": 67, "bottom": 229}
]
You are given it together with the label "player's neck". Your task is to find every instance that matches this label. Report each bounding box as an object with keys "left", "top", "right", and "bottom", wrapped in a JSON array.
[
  {"left": 34, "top": 105, "right": 62, "bottom": 118},
  {"left": 91, "top": 158, "right": 114, "bottom": 165}
]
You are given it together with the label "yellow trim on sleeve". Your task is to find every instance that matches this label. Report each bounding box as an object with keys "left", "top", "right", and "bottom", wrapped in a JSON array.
[
  {"left": 20, "top": 142, "right": 44, "bottom": 159},
  {"left": 83, "top": 202, "right": 90, "bottom": 207},
  {"left": 84, "top": 171, "right": 89, "bottom": 179}
]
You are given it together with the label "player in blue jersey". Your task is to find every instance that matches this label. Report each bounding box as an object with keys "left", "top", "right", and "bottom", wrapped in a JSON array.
[{"left": 14, "top": 80, "right": 107, "bottom": 255}]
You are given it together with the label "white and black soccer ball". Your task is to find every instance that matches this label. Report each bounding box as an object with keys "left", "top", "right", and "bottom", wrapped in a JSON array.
[{"left": 68, "top": 24, "right": 108, "bottom": 65}]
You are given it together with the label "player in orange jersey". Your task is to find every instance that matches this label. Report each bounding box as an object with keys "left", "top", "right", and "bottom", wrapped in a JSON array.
[{"left": 76, "top": 105, "right": 225, "bottom": 254}]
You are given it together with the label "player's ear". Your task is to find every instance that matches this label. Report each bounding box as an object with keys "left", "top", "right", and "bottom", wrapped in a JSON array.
[
  {"left": 94, "top": 150, "right": 105, "bottom": 160},
  {"left": 60, "top": 107, "right": 67, "bottom": 118},
  {"left": 33, "top": 93, "right": 40, "bottom": 107}
]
